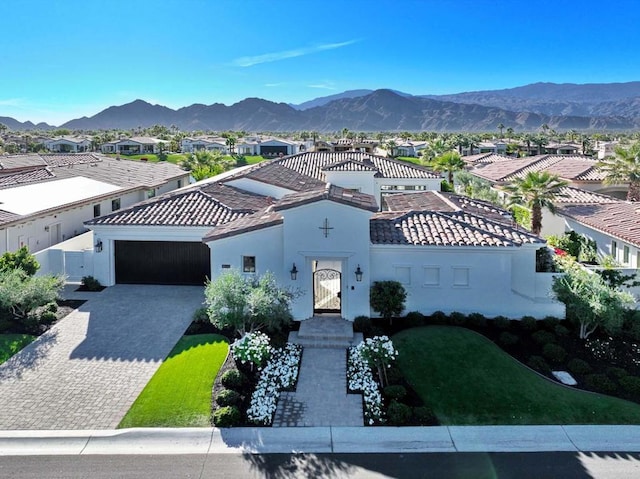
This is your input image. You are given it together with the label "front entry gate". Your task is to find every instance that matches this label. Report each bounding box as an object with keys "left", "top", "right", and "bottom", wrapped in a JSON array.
[{"left": 313, "top": 268, "right": 341, "bottom": 314}]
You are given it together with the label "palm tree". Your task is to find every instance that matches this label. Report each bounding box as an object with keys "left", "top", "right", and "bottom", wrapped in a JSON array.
[
  {"left": 429, "top": 151, "right": 466, "bottom": 188},
  {"left": 532, "top": 134, "right": 548, "bottom": 155},
  {"left": 504, "top": 171, "right": 568, "bottom": 235},
  {"left": 497, "top": 123, "right": 505, "bottom": 139},
  {"left": 597, "top": 142, "right": 640, "bottom": 201},
  {"left": 384, "top": 139, "right": 398, "bottom": 158}
]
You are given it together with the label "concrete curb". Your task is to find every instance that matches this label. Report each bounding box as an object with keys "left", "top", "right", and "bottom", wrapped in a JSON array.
[{"left": 1, "top": 425, "right": 640, "bottom": 455}]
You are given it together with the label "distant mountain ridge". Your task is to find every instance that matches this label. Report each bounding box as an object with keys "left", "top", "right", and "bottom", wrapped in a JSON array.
[{"left": 2, "top": 81, "right": 640, "bottom": 131}]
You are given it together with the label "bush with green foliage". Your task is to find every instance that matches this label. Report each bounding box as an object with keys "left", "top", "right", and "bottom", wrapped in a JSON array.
[
  {"left": 81, "top": 275, "right": 102, "bottom": 291},
  {"left": 543, "top": 317, "right": 561, "bottom": 331},
  {"left": 353, "top": 315, "right": 372, "bottom": 335},
  {"left": 448, "top": 311, "right": 466, "bottom": 326},
  {"left": 531, "top": 330, "right": 556, "bottom": 345},
  {"left": 404, "top": 311, "right": 425, "bottom": 328},
  {"left": 212, "top": 405, "right": 241, "bottom": 427},
  {"left": 620, "top": 376, "right": 640, "bottom": 396},
  {"left": 567, "top": 358, "right": 592, "bottom": 376},
  {"left": 0, "top": 269, "right": 64, "bottom": 323},
  {"left": 387, "top": 400, "right": 412, "bottom": 426},
  {"left": 220, "top": 369, "right": 246, "bottom": 391},
  {"left": 0, "top": 246, "right": 39, "bottom": 276},
  {"left": 542, "top": 343, "right": 567, "bottom": 363},
  {"left": 520, "top": 316, "right": 538, "bottom": 331},
  {"left": 205, "top": 270, "right": 299, "bottom": 337},
  {"left": 215, "top": 389, "right": 242, "bottom": 407},
  {"left": 493, "top": 316, "right": 511, "bottom": 330},
  {"left": 370, "top": 281, "right": 407, "bottom": 322},
  {"left": 467, "top": 312, "right": 487, "bottom": 328},
  {"left": 383, "top": 385, "right": 407, "bottom": 402},
  {"left": 230, "top": 332, "right": 271, "bottom": 370},
  {"left": 547, "top": 231, "right": 597, "bottom": 263},
  {"left": 527, "top": 355, "right": 550, "bottom": 374},
  {"left": 499, "top": 331, "right": 519, "bottom": 346},
  {"left": 385, "top": 366, "right": 404, "bottom": 385},
  {"left": 606, "top": 367, "right": 629, "bottom": 381},
  {"left": 554, "top": 324, "right": 570, "bottom": 337},
  {"left": 428, "top": 311, "right": 447, "bottom": 325},
  {"left": 585, "top": 374, "right": 618, "bottom": 394}
]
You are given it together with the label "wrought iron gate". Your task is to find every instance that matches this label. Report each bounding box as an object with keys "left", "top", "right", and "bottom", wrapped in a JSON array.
[{"left": 313, "top": 268, "right": 341, "bottom": 314}]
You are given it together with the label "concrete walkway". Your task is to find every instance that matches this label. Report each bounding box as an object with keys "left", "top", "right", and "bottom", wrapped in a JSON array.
[
  {"left": 2, "top": 425, "right": 640, "bottom": 455},
  {"left": 0, "top": 284, "right": 204, "bottom": 430},
  {"left": 273, "top": 317, "right": 363, "bottom": 427}
]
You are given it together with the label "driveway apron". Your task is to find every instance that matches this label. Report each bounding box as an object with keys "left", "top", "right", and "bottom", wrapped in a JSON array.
[{"left": 0, "top": 285, "right": 204, "bottom": 430}]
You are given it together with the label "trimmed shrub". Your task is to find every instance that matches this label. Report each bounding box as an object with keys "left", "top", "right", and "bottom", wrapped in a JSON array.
[
  {"left": 499, "top": 331, "right": 519, "bottom": 346},
  {"left": 370, "top": 280, "right": 407, "bottom": 321},
  {"left": 520, "top": 316, "right": 538, "bottom": 331},
  {"left": 467, "top": 312, "right": 487, "bottom": 328},
  {"left": 449, "top": 311, "right": 467, "bottom": 326},
  {"left": 542, "top": 343, "right": 567, "bottom": 363},
  {"left": 353, "top": 315, "right": 372, "bottom": 335},
  {"left": 567, "top": 358, "right": 592, "bottom": 376},
  {"left": 543, "top": 316, "right": 561, "bottom": 331},
  {"left": 428, "top": 311, "right": 447, "bottom": 325},
  {"left": 404, "top": 311, "right": 425, "bottom": 328},
  {"left": 220, "top": 369, "right": 246, "bottom": 391},
  {"left": 527, "top": 355, "right": 550, "bottom": 374},
  {"left": 212, "top": 406, "right": 241, "bottom": 427},
  {"left": 585, "top": 374, "right": 618, "bottom": 394},
  {"left": 532, "top": 330, "right": 556, "bottom": 345},
  {"left": 387, "top": 401, "right": 412, "bottom": 426},
  {"left": 606, "top": 367, "right": 629, "bottom": 381},
  {"left": 554, "top": 324, "right": 570, "bottom": 337},
  {"left": 81, "top": 275, "right": 102, "bottom": 291},
  {"left": 627, "top": 317, "right": 640, "bottom": 341},
  {"left": 383, "top": 385, "right": 407, "bottom": 402},
  {"left": 413, "top": 406, "right": 437, "bottom": 425},
  {"left": 39, "top": 310, "right": 57, "bottom": 325},
  {"left": 620, "top": 376, "right": 640, "bottom": 396},
  {"left": 215, "top": 389, "right": 242, "bottom": 407},
  {"left": 493, "top": 316, "right": 511, "bottom": 330},
  {"left": 192, "top": 307, "right": 209, "bottom": 323}
]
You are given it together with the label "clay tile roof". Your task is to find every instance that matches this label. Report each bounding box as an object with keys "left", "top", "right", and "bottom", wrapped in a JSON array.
[
  {"left": 370, "top": 210, "right": 542, "bottom": 247},
  {"left": 383, "top": 191, "right": 457, "bottom": 212},
  {"left": 0, "top": 168, "right": 55, "bottom": 189},
  {"left": 557, "top": 201, "right": 640, "bottom": 247},
  {"left": 236, "top": 161, "right": 325, "bottom": 192},
  {"left": 203, "top": 208, "right": 283, "bottom": 242},
  {"left": 0, "top": 155, "right": 46, "bottom": 170},
  {"left": 321, "top": 159, "right": 380, "bottom": 173},
  {"left": 552, "top": 186, "right": 619, "bottom": 205},
  {"left": 274, "top": 184, "right": 379, "bottom": 212},
  {"left": 41, "top": 153, "right": 102, "bottom": 168},
  {"left": 0, "top": 209, "right": 21, "bottom": 224},
  {"left": 86, "top": 183, "right": 272, "bottom": 227}
]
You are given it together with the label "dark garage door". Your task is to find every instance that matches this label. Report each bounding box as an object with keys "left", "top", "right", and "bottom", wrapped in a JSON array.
[{"left": 115, "top": 240, "right": 211, "bottom": 285}]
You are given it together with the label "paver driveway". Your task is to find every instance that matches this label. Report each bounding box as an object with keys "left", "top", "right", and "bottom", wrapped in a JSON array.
[{"left": 0, "top": 285, "right": 204, "bottom": 430}]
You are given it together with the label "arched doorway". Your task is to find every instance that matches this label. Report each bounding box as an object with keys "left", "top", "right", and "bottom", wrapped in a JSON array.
[{"left": 313, "top": 268, "right": 341, "bottom": 314}]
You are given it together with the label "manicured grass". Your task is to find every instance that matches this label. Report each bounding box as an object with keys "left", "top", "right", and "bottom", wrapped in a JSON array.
[
  {"left": 0, "top": 334, "right": 35, "bottom": 365},
  {"left": 105, "top": 153, "right": 188, "bottom": 164},
  {"left": 394, "top": 326, "right": 640, "bottom": 425},
  {"left": 244, "top": 155, "right": 266, "bottom": 165},
  {"left": 396, "top": 156, "right": 424, "bottom": 165},
  {"left": 118, "top": 334, "right": 229, "bottom": 428}
]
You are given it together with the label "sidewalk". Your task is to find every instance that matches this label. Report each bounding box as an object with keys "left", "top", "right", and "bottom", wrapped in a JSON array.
[{"left": 1, "top": 425, "right": 639, "bottom": 455}]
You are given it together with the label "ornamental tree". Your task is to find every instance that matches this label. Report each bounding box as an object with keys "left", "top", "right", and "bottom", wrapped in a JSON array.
[
  {"left": 370, "top": 280, "right": 407, "bottom": 324},
  {"left": 0, "top": 246, "right": 40, "bottom": 276},
  {"left": 0, "top": 269, "right": 64, "bottom": 321}
]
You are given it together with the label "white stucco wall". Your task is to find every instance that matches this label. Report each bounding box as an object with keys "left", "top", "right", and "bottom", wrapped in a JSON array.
[
  {"left": 224, "top": 177, "right": 295, "bottom": 199},
  {"left": 370, "top": 244, "right": 563, "bottom": 319},
  {"left": 323, "top": 171, "right": 377, "bottom": 196},
  {"left": 565, "top": 218, "right": 640, "bottom": 267}
]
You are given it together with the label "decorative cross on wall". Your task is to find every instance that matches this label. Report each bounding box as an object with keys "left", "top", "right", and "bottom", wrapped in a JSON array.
[{"left": 319, "top": 218, "right": 334, "bottom": 237}]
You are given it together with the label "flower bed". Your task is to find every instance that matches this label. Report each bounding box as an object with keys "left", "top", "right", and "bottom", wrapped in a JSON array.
[{"left": 246, "top": 343, "right": 303, "bottom": 425}]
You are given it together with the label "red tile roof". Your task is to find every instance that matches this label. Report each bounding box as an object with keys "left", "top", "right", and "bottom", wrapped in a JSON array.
[
  {"left": 471, "top": 155, "right": 604, "bottom": 183},
  {"left": 273, "top": 184, "right": 379, "bottom": 212}
]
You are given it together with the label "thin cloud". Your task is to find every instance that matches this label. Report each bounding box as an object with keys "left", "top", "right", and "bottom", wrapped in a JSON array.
[
  {"left": 308, "top": 82, "right": 337, "bottom": 90},
  {"left": 264, "top": 82, "right": 285, "bottom": 87},
  {"left": 0, "top": 98, "right": 24, "bottom": 106},
  {"left": 233, "top": 40, "right": 359, "bottom": 67}
]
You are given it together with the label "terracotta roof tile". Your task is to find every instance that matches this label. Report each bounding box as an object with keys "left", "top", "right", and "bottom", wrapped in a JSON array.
[
  {"left": 274, "top": 184, "right": 379, "bottom": 212},
  {"left": 235, "top": 161, "right": 325, "bottom": 192},
  {"left": 0, "top": 168, "right": 55, "bottom": 189},
  {"left": 552, "top": 186, "right": 619, "bottom": 205},
  {"left": 203, "top": 208, "right": 283, "bottom": 242}
]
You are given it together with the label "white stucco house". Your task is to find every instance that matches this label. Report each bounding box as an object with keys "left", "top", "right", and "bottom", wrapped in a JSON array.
[
  {"left": 84, "top": 151, "right": 563, "bottom": 320},
  {"left": 100, "top": 137, "right": 165, "bottom": 155},
  {"left": 44, "top": 136, "right": 92, "bottom": 153},
  {"left": 181, "top": 136, "right": 229, "bottom": 154},
  {"left": 0, "top": 153, "right": 190, "bottom": 259}
]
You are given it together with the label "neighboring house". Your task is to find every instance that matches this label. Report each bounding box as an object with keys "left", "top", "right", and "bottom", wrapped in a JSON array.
[
  {"left": 315, "top": 139, "right": 378, "bottom": 154},
  {"left": 0, "top": 153, "right": 190, "bottom": 255},
  {"left": 595, "top": 141, "right": 619, "bottom": 160},
  {"left": 258, "top": 138, "right": 299, "bottom": 157},
  {"left": 44, "top": 136, "right": 92, "bottom": 153},
  {"left": 394, "top": 140, "right": 428, "bottom": 157},
  {"left": 543, "top": 143, "right": 580, "bottom": 155},
  {"left": 84, "top": 151, "right": 562, "bottom": 320},
  {"left": 236, "top": 140, "right": 260, "bottom": 156},
  {"left": 461, "top": 141, "right": 507, "bottom": 156},
  {"left": 181, "top": 136, "right": 229, "bottom": 154},
  {"left": 100, "top": 137, "right": 165, "bottom": 155},
  {"left": 469, "top": 154, "right": 628, "bottom": 199}
]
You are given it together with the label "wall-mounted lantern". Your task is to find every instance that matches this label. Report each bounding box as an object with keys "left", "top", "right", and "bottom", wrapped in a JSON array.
[
  {"left": 290, "top": 263, "right": 298, "bottom": 280},
  {"left": 355, "top": 265, "right": 363, "bottom": 282},
  {"left": 94, "top": 240, "right": 103, "bottom": 253}
]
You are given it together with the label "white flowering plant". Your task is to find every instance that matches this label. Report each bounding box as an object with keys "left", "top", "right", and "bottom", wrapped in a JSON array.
[
  {"left": 348, "top": 342, "right": 385, "bottom": 425},
  {"left": 231, "top": 332, "right": 271, "bottom": 370},
  {"left": 358, "top": 335, "right": 399, "bottom": 387},
  {"left": 246, "top": 343, "right": 303, "bottom": 425}
]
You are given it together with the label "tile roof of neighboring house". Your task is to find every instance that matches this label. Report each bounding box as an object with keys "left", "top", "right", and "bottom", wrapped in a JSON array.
[
  {"left": 228, "top": 151, "right": 439, "bottom": 188},
  {"left": 122, "top": 137, "right": 163, "bottom": 144},
  {"left": 471, "top": 155, "right": 605, "bottom": 183},
  {"left": 273, "top": 184, "right": 379, "bottom": 212},
  {"left": 0, "top": 168, "right": 55, "bottom": 189},
  {"left": 322, "top": 159, "right": 380, "bottom": 174},
  {"left": 235, "top": 161, "right": 325, "bottom": 192},
  {"left": 203, "top": 208, "right": 283, "bottom": 242},
  {"left": 370, "top": 210, "right": 543, "bottom": 247},
  {"left": 0, "top": 155, "right": 47, "bottom": 170},
  {"left": 0, "top": 210, "right": 21, "bottom": 224},
  {"left": 557, "top": 202, "right": 640, "bottom": 248},
  {"left": 86, "top": 183, "right": 272, "bottom": 227},
  {"left": 462, "top": 153, "right": 499, "bottom": 165},
  {"left": 552, "top": 186, "right": 620, "bottom": 205},
  {"left": 41, "top": 154, "right": 102, "bottom": 168}
]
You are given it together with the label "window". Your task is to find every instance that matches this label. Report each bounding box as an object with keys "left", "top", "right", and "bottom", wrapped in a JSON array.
[
  {"left": 623, "top": 245, "right": 630, "bottom": 264},
  {"left": 93, "top": 204, "right": 101, "bottom": 217},
  {"left": 111, "top": 198, "right": 121, "bottom": 211},
  {"left": 611, "top": 240, "right": 618, "bottom": 260},
  {"left": 147, "top": 189, "right": 156, "bottom": 199},
  {"left": 177, "top": 179, "right": 183, "bottom": 188},
  {"left": 452, "top": 267, "right": 470, "bottom": 287},
  {"left": 242, "top": 256, "right": 256, "bottom": 273},
  {"left": 423, "top": 266, "right": 440, "bottom": 286}
]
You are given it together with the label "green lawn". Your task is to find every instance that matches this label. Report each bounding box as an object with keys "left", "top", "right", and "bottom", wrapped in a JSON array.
[
  {"left": 394, "top": 326, "right": 640, "bottom": 425},
  {"left": 244, "top": 155, "right": 266, "bottom": 165},
  {"left": 396, "top": 156, "right": 424, "bottom": 166},
  {"left": 105, "top": 153, "right": 188, "bottom": 164},
  {"left": 0, "top": 334, "right": 35, "bottom": 365},
  {"left": 118, "top": 334, "right": 229, "bottom": 428}
]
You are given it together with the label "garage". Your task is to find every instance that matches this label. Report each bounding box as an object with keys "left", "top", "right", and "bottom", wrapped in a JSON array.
[{"left": 115, "top": 240, "right": 211, "bottom": 285}]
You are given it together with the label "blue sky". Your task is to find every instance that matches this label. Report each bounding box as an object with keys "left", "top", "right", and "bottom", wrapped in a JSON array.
[{"left": 3, "top": 0, "right": 640, "bottom": 125}]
